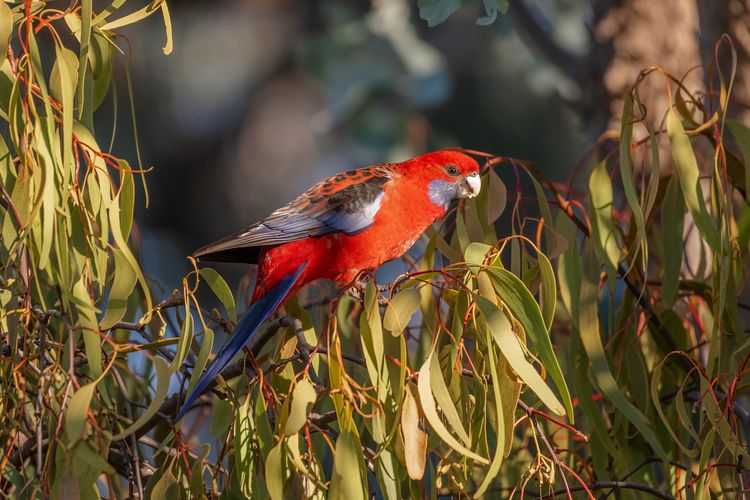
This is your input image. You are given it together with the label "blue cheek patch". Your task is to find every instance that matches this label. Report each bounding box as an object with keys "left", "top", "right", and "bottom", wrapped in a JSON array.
[{"left": 428, "top": 179, "right": 458, "bottom": 209}]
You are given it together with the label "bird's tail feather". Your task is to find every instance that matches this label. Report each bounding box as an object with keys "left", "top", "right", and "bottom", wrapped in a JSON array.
[{"left": 175, "top": 262, "right": 307, "bottom": 422}]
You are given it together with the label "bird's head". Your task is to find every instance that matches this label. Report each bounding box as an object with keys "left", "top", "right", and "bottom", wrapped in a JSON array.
[{"left": 401, "top": 150, "right": 482, "bottom": 209}]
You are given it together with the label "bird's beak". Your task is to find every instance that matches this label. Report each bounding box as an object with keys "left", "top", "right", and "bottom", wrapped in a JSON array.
[{"left": 457, "top": 172, "right": 481, "bottom": 199}]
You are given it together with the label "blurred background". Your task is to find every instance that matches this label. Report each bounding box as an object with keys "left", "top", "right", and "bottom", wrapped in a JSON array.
[{"left": 105, "top": 0, "right": 750, "bottom": 289}]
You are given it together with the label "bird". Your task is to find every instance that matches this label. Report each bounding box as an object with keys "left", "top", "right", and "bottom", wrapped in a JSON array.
[{"left": 175, "top": 150, "right": 481, "bottom": 421}]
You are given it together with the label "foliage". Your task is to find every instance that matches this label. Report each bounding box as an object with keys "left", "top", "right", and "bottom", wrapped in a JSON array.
[
  {"left": 418, "top": 0, "right": 509, "bottom": 27},
  {"left": 2, "top": 1, "right": 750, "bottom": 498}
]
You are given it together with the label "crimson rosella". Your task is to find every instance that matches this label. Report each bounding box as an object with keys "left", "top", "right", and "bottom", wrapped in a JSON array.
[{"left": 175, "top": 150, "right": 481, "bottom": 420}]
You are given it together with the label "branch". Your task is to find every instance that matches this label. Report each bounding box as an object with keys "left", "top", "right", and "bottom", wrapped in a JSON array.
[{"left": 534, "top": 481, "right": 676, "bottom": 499}]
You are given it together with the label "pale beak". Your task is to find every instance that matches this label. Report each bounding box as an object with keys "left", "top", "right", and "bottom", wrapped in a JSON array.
[{"left": 457, "top": 172, "right": 481, "bottom": 199}]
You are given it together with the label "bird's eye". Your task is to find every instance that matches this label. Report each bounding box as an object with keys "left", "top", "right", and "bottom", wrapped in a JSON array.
[{"left": 445, "top": 165, "right": 460, "bottom": 176}]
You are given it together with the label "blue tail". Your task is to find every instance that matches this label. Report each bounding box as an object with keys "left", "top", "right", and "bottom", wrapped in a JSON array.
[{"left": 175, "top": 263, "right": 307, "bottom": 422}]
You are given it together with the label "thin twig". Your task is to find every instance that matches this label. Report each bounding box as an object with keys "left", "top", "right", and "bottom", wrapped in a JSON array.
[
  {"left": 112, "top": 368, "right": 144, "bottom": 499},
  {"left": 35, "top": 317, "right": 45, "bottom": 482},
  {"left": 533, "top": 481, "right": 676, "bottom": 500},
  {"left": 518, "top": 400, "right": 575, "bottom": 499}
]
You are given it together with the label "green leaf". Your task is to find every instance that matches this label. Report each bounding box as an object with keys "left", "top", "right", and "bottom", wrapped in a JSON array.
[
  {"left": 118, "top": 169, "right": 135, "bottom": 240},
  {"left": 702, "top": 378, "right": 749, "bottom": 461},
  {"left": 75, "top": 0, "right": 93, "bottom": 123},
  {"left": 476, "top": 0, "right": 508, "bottom": 25},
  {"left": 650, "top": 357, "right": 698, "bottom": 457},
  {"left": 99, "top": 248, "right": 137, "bottom": 329},
  {"left": 360, "top": 281, "right": 384, "bottom": 388},
  {"left": 383, "top": 288, "right": 421, "bottom": 336},
  {"left": 99, "top": 0, "right": 172, "bottom": 55},
  {"left": 417, "top": 352, "right": 489, "bottom": 464},
  {"left": 329, "top": 426, "right": 367, "bottom": 500},
  {"left": 474, "top": 310, "right": 506, "bottom": 496},
  {"left": 53, "top": 43, "right": 77, "bottom": 185},
  {"left": 427, "top": 352, "right": 472, "bottom": 446},
  {"left": 475, "top": 296, "right": 564, "bottom": 415},
  {"left": 265, "top": 440, "right": 285, "bottom": 500},
  {"left": 619, "top": 94, "right": 649, "bottom": 269},
  {"left": 169, "top": 306, "right": 193, "bottom": 371},
  {"left": 108, "top": 189, "right": 153, "bottom": 321},
  {"left": 234, "top": 398, "right": 254, "bottom": 496},
  {"left": 0, "top": 1, "right": 12, "bottom": 61},
  {"left": 535, "top": 245, "right": 557, "bottom": 331},
  {"left": 186, "top": 327, "right": 214, "bottom": 396},
  {"left": 485, "top": 267, "right": 574, "bottom": 421},
  {"left": 579, "top": 243, "right": 668, "bottom": 462},
  {"left": 113, "top": 357, "right": 170, "bottom": 439},
  {"left": 89, "top": 29, "right": 114, "bottom": 110},
  {"left": 50, "top": 46, "right": 79, "bottom": 106},
  {"left": 200, "top": 267, "right": 236, "bottom": 323},
  {"left": 72, "top": 275, "right": 102, "bottom": 378},
  {"left": 418, "top": 0, "right": 462, "bottom": 27},
  {"left": 667, "top": 106, "right": 720, "bottom": 251},
  {"left": 556, "top": 214, "right": 580, "bottom": 321},
  {"left": 150, "top": 468, "right": 177, "bottom": 499},
  {"left": 66, "top": 382, "right": 97, "bottom": 442},
  {"left": 283, "top": 378, "right": 317, "bottom": 436},
  {"left": 71, "top": 441, "right": 115, "bottom": 493},
  {"left": 727, "top": 119, "right": 750, "bottom": 202},
  {"left": 486, "top": 168, "right": 507, "bottom": 224},
  {"left": 464, "top": 241, "right": 493, "bottom": 268},
  {"left": 661, "top": 176, "right": 685, "bottom": 306},
  {"left": 589, "top": 159, "right": 621, "bottom": 282}
]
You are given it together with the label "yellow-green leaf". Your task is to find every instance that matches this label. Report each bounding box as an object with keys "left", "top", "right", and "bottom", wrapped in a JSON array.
[
  {"left": 580, "top": 243, "right": 667, "bottom": 462},
  {"left": 427, "top": 352, "right": 472, "bottom": 446},
  {"left": 417, "top": 352, "right": 489, "bottom": 464},
  {"left": 661, "top": 175, "right": 684, "bottom": 306},
  {"left": 200, "top": 267, "right": 236, "bottom": 323},
  {"left": 283, "top": 378, "right": 317, "bottom": 436},
  {"left": 72, "top": 275, "right": 102, "bottom": 378},
  {"left": 186, "top": 328, "right": 214, "bottom": 396},
  {"left": 485, "top": 267, "right": 573, "bottom": 421},
  {"left": 727, "top": 119, "right": 750, "bottom": 202},
  {"left": 66, "top": 382, "right": 96, "bottom": 442},
  {"left": 475, "top": 296, "right": 564, "bottom": 415},
  {"left": 0, "top": 2, "right": 12, "bottom": 60},
  {"left": 589, "top": 159, "right": 621, "bottom": 282},
  {"left": 99, "top": 248, "right": 137, "bottom": 329},
  {"left": 113, "top": 357, "right": 170, "bottom": 439},
  {"left": 329, "top": 426, "right": 367, "bottom": 500},
  {"left": 667, "top": 106, "right": 720, "bottom": 251},
  {"left": 383, "top": 288, "right": 421, "bottom": 336}
]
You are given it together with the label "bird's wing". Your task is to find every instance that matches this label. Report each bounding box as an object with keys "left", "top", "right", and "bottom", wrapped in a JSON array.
[{"left": 194, "top": 165, "right": 395, "bottom": 262}]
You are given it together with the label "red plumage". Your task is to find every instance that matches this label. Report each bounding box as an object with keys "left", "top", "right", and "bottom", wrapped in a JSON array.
[
  {"left": 176, "top": 150, "right": 481, "bottom": 420},
  {"left": 196, "top": 150, "right": 481, "bottom": 300}
]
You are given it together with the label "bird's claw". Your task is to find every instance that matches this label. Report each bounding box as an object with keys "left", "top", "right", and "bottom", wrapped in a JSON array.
[{"left": 345, "top": 278, "right": 389, "bottom": 304}]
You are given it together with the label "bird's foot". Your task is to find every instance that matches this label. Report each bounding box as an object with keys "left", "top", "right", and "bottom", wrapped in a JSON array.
[
  {"left": 345, "top": 285, "right": 364, "bottom": 301},
  {"left": 345, "top": 274, "right": 389, "bottom": 302},
  {"left": 345, "top": 282, "right": 390, "bottom": 305}
]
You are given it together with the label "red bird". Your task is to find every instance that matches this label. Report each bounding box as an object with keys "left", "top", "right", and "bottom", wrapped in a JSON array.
[{"left": 176, "top": 150, "right": 481, "bottom": 420}]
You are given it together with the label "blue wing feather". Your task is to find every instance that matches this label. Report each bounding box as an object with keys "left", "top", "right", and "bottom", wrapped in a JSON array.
[{"left": 175, "top": 262, "right": 307, "bottom": 422}]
